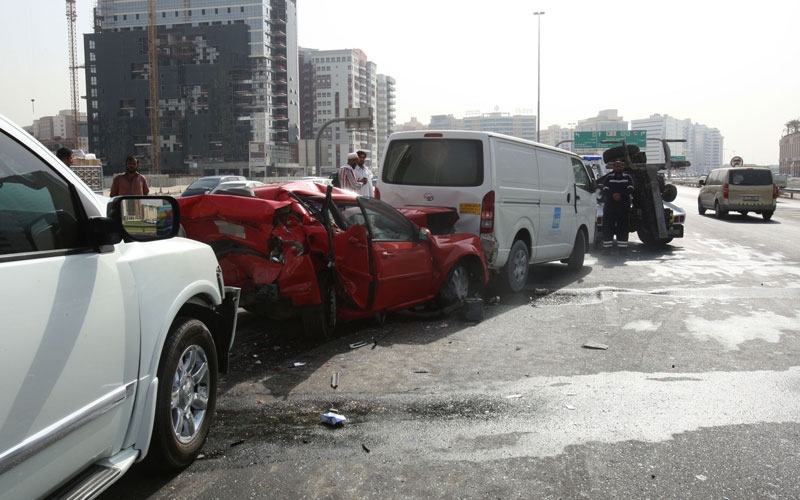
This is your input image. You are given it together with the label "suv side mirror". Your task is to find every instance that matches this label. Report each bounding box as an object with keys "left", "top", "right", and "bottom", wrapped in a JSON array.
[{"left": 106, "top": 196, "right": 181, "bottom": 242}]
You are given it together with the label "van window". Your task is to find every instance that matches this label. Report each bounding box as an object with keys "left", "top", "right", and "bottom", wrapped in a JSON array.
[
  {"left": 571, "top": 157, "right": 593, "bottom": 192},
  {"left": 382, "top": 139, "right": 483, "bottom": 187},
  {"left": 729, "top": 169, "right": 772, "bottom": 186}
]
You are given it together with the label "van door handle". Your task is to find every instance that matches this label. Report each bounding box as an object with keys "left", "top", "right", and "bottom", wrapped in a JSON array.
[{"left": 567, "top": 193, "right": 571, "bottom": 203}]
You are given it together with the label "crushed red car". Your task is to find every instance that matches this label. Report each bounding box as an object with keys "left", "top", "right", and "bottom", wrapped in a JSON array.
[{"left": 178, "top": 181, "right": 488, "bottom": 337}]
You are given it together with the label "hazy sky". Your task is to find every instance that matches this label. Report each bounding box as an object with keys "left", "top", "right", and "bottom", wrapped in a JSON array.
[{"left": 2, "top": 0, "right": 797, "bottom": 165}]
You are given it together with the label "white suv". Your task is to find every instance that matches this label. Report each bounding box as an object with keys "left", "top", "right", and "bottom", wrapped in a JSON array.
[{"left": 0, "top": 114, "right": 240, "bottom": 499}]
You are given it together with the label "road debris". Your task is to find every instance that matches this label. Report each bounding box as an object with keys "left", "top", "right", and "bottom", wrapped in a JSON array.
[
  {"left": 582, "top": 342, "right": 609, "bottom": 350},
  {"left": 292, "top": 361, "right": 307, "bottom": 367},
  {"left": 505, "top": 394, "right": 523, "bottom": 399},
  {"left": 331, "top": 371, "right": 339, "bottom": 389},
  {"left": 349, "top": 341, "right": 368, "bottom": 349},
  {"left": 321, "top": 410, "right": 347, "bottom": 427},
  {"left": 361, "top": 444, "right": 370, "bottom": 453}
]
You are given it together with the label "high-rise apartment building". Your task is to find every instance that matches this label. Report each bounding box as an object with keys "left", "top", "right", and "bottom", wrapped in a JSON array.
[
  {"left": 86, "top": 0, "right": 298, "bottom": 175},
  {"left": 299, "top": 48, "right": 378, "bottom": 171},
  {"left": 463, "top": 111, "right": 536, "bottom": 141},
  {"left": 631, "top": 114, "right": 723, "bottom": 172},
  {"left": 375, "top": 74, "right": 396, "bottom": 165}
]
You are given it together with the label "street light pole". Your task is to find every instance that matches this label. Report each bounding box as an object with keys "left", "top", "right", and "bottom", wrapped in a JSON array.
[{"left": 534, "top": 12, "right": 545, "bottom": 143}]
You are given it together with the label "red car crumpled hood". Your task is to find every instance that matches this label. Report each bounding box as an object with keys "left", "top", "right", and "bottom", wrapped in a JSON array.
[{"left": 178, "top": 193, "right": 291, "bottom": 254}]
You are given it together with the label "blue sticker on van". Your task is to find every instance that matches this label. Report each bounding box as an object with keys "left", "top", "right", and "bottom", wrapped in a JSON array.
[{"left": 552, "top": 207, "right": 561, "bottom": 229}]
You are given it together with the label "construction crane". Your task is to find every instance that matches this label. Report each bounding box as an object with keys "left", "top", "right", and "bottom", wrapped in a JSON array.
[
  {"left": 66, "top": 0, "right": 80, "bottom": 150},
  {"left": 148, "top": 0, "right": 160, "bottom": 174}
]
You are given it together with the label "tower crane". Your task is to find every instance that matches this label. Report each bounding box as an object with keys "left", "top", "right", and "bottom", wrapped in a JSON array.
[
  {"left": 148, "top": 0, "right": 160, "bottom": 174},
  {"left": 66, "top": 0, "right": 80, "bottom": 149}
]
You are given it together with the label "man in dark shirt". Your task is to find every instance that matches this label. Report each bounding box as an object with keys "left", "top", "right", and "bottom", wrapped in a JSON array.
[{"left": 601, "top": 160, "right": 634, "bottom": 254}]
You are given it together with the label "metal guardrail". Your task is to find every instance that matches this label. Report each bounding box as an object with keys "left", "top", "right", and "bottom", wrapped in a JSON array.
[{"left": 782, "top": 188, "right": 800, "bottom": 199}]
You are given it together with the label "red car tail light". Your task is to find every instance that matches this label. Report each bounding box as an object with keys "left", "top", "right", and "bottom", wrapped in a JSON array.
[
  {"left": 374, "top": 185, "right": 381, "bottom": 199},
  {"left": 480, "top": 191, "right": 495, "bottom": 233},
  {"left": 723, "top": 182, "right": 729, "bottom": 199},
  {"left": 773, "top": 184, "right": 778, "bottom": 199}
]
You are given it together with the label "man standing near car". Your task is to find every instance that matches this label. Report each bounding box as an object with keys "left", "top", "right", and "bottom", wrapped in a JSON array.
[
  {"left": 110, "top": 156, "right": 150, "bottom": 196},
  {"left": 354, "top": 150, "right": 374, "bottom": 197},
  {"left": 601, "top": 160, "right": 634, "bottom": 254},
  {"left": 337, "top": 152, "right": 359, "bottom": 193}
]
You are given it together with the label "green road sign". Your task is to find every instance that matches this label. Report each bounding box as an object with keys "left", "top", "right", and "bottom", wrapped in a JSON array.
[{"left": 574, "top": 131, "right": 647, "bottom": 149}]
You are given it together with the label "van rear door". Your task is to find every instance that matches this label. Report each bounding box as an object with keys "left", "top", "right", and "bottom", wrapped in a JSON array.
[{"left": 378, "top": 133, "right": 486, "bottom": 235}]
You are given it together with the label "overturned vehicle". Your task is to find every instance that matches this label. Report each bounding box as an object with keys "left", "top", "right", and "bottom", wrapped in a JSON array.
[
  {"left": 178, "top": 181, "right": 488, "bottom": 337},
  {"left": 595, "top": 140, "right": 687, "bottom": 246}
]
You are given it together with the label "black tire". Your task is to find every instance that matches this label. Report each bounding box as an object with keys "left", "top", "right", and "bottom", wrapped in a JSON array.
[
  {"left": 697, "top": 198, "right": 706, "bottom": 215},
  {"left": 714, "top": 201, "right": 726, "bottom": 219},
  {"left": 662, "top": 184, "right": 678, "bottom": 203},
  {"left": 566, "top": 230, "right": 586, "bottom": 271},
  {"left": 438, "top": 261, "right": 473, "bottom": 306},
  {"left": 504, "top": 240, "right": 529, "bottom": 293},
  {"left": 302, "top": 273, "right": 336, "bottom": 339},
  {"left": 637, "top": 229, "right": 670, "bottom": 246},
  {"left": 763, "top": 211, "right": 773, "bottom": 221},
  {"left": 602, "top": 145, "right": 639, "bottom": 164},
  {"left": 146, "top": 318, "right": 218, "bottom": 471}
]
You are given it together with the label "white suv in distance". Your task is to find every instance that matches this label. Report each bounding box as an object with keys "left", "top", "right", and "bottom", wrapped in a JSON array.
[{"left": 0, "top": 114, "right": 240, "bottom": 500}]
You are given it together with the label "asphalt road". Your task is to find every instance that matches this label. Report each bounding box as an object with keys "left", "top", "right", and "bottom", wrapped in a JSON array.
[{"left": 102, "top": 187, "right": 800, "bottom": 499}]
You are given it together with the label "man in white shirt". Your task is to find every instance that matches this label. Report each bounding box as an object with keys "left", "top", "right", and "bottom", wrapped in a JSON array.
[{"left": 354, "top": 150, "right": 374, "bottom": 197}]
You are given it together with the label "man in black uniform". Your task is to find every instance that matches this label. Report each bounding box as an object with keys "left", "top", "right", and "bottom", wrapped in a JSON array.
[{"left": 601, "top": 160, "right": 635, "bottom": 254}]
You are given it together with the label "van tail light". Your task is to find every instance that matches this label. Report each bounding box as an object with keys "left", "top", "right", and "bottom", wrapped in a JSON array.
[
  {"left": 480, "top": 191, "right": 495, "bottom": 233},
  {"left": 374, "top": 185, "right": 381, "bottom": 200},
  {"left": 722, "top": 183, "right": 729, "bottom": 199},
  {"left": 773, "top": 184, "right": 778, "bottom": 199}
]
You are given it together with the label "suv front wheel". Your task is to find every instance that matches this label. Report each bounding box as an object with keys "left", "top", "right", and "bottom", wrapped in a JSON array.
[{"left": 146, "top": 317, "right": 218, "bottom": 471}]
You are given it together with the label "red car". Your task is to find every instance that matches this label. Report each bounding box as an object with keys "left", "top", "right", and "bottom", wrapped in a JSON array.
[{"left": 178, "top": 181, "right": 488, "bottom": 337}]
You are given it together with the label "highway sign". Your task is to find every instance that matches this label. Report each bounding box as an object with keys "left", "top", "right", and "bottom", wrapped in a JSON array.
[
  {"left": 730, "top": 156, "right": 744, "bottom": 167},
  {"left": 574, "top": 130, "right": 647, "bottom": 149}
]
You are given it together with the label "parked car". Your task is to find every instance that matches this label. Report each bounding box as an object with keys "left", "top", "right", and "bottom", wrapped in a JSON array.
[
  {"left": 698, "top": 166, "right": 777, "bottom": 220},
  {"left": 208, "top": 179, "right": 266, "bottom": 194},
  {"left": 300, "top": 176, "right": 333, "bottom": 186},
  {"left": 0, "top": 113, "right": 240, "bottom": 499},
  {"left": 181, "top": 175, "right": 247, "bottom": 197},
  {"left": 178, "top": 181, "right": 488, "bottom": 337}
]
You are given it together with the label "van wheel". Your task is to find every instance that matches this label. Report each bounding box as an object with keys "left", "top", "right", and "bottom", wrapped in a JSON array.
[
  {"left": 714, "top": 201, "right": 727, "bottom": 219},
  {"left": 763, "top": 211, "right": 773, "bottom": 221},
  {"left": 566, "top": 231, "right": 585, "bottom": 271},
  {"left": 504, "top": 240, "right": 529, "bottom": 293},
  {"left": 697, "top": 198, "right": 706, "bottom": 215}
]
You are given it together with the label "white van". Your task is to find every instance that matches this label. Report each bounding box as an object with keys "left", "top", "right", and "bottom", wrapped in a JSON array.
[{"left": 376, "top": 130, "right": 597, "bottom": 292}]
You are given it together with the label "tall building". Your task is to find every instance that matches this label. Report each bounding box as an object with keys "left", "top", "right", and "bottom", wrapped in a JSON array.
[
  {"left": 299, "top": 47, "right": 378, "bottom": 172},
  {"left": 86, "top": 0, "right": 299, "bottom": 175},
  {"left": 631, "top": 114, "right": 722, "bottom": 172},
  {"left": 576, "top": 109, "right": 628, "bottom": 133},
  {"left": 375, "top": 74, "right": 396, "bottom": 165},
  {"left": 779, "top": 130, "right": 800, "bottom": 177},
  {"left": 463, "top": 111, "right": 536, "bottom": 141},
  {"left": 31, "top": 110, "right": 88, "bottom": 151}
]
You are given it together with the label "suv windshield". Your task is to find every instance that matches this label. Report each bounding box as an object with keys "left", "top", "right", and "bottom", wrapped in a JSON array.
[{"left": 382, "top": 139, "right": 483, "bottom": 187}]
